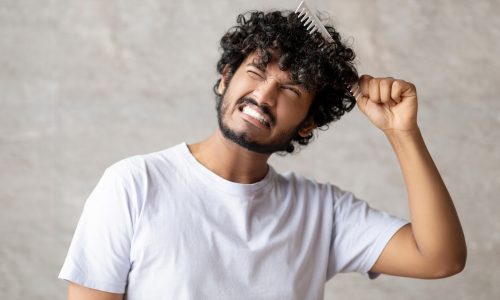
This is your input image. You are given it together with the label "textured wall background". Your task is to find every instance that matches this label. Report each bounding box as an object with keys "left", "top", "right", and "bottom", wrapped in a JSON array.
[{"left": 1, "top": 0, "right": 499, "bottom": 299}]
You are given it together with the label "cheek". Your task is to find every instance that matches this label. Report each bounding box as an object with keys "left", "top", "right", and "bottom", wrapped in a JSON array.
[
  {"left": 277, "top": 103, "right": 309, "bottom": 124},
  {"left": 220, "top": 91, "right": 242, "bottom": 119},
  {"left": 228, "top": 73, "right": 256, "bottom": 95},
  {"left": 223, "top": 84, "right": 253, "bottom": 110}
]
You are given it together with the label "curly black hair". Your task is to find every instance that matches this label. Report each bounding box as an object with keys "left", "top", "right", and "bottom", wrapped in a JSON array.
[{"left": 214, "top": 10, "right": 358, "bottom": 153}]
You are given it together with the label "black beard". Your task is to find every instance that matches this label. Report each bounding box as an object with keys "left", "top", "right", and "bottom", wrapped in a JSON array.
[{"left": 215, "top": 92, "right": 300, "bottom": 154}]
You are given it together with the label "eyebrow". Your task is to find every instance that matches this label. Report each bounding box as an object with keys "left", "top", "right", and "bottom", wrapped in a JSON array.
[
  {"left": 246, "top": 62, "right": 301, "bottom": 87},
  {"left": 246, "top": 62, "right": 265, "bottom": 71}
]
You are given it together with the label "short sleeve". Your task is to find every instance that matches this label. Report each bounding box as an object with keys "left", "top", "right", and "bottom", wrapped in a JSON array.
[
  {"left": 326, "top": 185, "right": 409, "bottom": 281},
  {"left": 58, "top": 167, "right": 135, "bottom": 293}
]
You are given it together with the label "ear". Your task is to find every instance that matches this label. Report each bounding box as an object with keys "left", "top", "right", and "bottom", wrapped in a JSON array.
[
  {"left": 217, "top": 65, "right": 231, "bottom": 94},
  {"left": 298, "top": 118, "right": 316, "bottom": 138}
]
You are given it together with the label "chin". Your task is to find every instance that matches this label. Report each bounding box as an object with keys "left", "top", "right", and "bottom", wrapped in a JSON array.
[{"left": 219, "top": 124, "right": 292, "bottom": 154}]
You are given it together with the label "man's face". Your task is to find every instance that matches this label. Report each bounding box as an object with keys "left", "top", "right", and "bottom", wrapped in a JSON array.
[{"left": 216, "top": 52, "right": 315, "bottom": 154}]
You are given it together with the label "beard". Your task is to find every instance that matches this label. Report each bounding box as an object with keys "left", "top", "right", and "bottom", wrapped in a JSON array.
[{"left": 215, "top": 89, "right": 303, "bottom": 154}]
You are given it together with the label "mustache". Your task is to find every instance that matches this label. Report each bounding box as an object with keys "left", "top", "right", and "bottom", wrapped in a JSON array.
[{"left": 237, "top": 97, "right": 276, "bottom": 126}]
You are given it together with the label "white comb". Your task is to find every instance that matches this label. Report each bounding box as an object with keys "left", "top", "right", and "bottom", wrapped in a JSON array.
[
  {"left": 295, "top": 1, "right": 361, "bottom": 100},
  {"left": 295, "top": 1, "right": 334, "bottom": 46}
]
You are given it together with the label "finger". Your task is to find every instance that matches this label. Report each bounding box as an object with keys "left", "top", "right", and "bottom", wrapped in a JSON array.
[
  {"left": 401, "top": 80, "right": 417, "bottom": 98},
  {"left": 368, "top": 77, "right": 381, "bottom": 103},
  {"left": 357, "top": 74, "right": 373, "bottom": 99},
  {"left": 380, "top": 77, "right": 395, "bottom": 105},
  {"left": 391, "top": 80, "right": 408, "bottom": 103},
  {"left": 356, "top": 94, "right": 369, "bottom": 113}
]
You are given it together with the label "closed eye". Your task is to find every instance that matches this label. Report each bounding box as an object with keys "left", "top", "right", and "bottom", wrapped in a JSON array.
[
  {"left": 247, "top": 70, "right": 264, "bottom": 79},
  {"left": 282, "top": 86, "right": 301, "bottom": 97}
]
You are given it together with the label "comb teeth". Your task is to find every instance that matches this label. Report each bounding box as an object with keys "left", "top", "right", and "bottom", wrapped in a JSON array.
[
  {"left": 296, "top": 1, "right": 357, "bottom": 98},
  {"left": 349, "top": 82, "right": 362, "bottom": 101},
  {"left": 295, "top": 1, "right": 334, "bottom": 44}
]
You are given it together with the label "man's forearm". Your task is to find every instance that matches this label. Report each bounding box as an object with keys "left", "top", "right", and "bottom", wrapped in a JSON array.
[{"left": 385, "top": 127, "right": 467, "bottom": 268}]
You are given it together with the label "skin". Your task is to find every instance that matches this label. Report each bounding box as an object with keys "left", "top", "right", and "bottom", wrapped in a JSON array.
[
  {"left": 67, "top": 55, "right": 466, "bottom": 299},
  {"left": 190, "top": 52, "right": 316, "bottom": 184},
  {"left": 354, "top": 75, "right": 467, "bottom": 278},
  {"left": 67, "top": 283, "right": 122, "bottom": 300}
]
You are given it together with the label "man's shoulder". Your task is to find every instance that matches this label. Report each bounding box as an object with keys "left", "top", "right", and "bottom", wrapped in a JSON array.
[
  {"left": 105, "top": 142, "right": 187, "bottom": 181},
  {"left": 275, "top": 170, "right": 340, "bottom": 193}
]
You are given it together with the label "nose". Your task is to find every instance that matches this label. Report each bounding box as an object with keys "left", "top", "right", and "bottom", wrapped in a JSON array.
[{"left": 253, "top": 80, "right": 279, "bottom": 107}]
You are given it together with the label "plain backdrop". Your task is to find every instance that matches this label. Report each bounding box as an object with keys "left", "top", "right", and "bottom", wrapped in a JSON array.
[{"left": 1, "top": 0, "right": 499, "bottom": 299}]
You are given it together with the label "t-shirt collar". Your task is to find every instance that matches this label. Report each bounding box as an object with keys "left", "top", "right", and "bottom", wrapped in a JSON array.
[{"left": 179, "top": 142, "right": 276, "bottom": 197}]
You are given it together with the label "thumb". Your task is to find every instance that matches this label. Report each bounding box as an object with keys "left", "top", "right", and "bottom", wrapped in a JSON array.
[{"left": 356, "top": 95, "right": 368, "bottom": 114}]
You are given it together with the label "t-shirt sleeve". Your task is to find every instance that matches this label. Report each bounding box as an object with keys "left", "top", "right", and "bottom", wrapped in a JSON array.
[
  {"left": 58, "top": 166, "right": 135, "bottom": 293},
  {"left": 326, "top": 185, "right": 409, "bottom": 281}
]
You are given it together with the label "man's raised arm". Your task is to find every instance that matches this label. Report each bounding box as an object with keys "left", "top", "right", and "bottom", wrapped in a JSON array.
[{"left": 352, "top": 75, "right": 467, "bottom": 278}]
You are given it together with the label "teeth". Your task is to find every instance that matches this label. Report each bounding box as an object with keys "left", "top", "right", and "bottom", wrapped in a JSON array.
[{"left": 242, "top": 106, "right": 269, "bottom": 127}]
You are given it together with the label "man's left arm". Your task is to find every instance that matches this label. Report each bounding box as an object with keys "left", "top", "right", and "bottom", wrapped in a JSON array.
[{"left": 353, "top": 75, "right": 467, "bottom": 279}]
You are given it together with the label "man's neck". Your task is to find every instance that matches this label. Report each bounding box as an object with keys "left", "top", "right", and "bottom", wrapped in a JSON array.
[{"left": 187, "top": 130, "right": 271, "bottom": 184}]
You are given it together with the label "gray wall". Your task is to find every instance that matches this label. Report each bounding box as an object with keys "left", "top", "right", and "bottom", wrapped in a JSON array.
[{"left": 1, "top": 0, "right": 498, "bottom": 299}]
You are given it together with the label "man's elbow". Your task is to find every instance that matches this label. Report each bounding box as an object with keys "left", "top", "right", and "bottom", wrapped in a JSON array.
[
  {"left": 438, "top": 259, "right": 466, "bottom": 278},
  {"left": 431, "top": 250, "right": 467, "bottom": 278}
]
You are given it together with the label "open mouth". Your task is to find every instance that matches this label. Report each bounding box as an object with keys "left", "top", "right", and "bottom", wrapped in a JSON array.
[{"left": 239, "top": 105, "right": 271, "bottom": 128}]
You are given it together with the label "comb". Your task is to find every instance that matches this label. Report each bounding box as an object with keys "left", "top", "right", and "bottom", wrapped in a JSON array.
[
  {"left": 295, "top": 0, "right": 361, "bottom": 100},
  {"left": 295, "top": 1, "right": 333, "bottom": 46}
]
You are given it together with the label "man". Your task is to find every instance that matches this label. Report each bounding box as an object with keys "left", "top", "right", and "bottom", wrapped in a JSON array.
[{"left": 59, "top": 10, "right": 466, "bottom": 300}]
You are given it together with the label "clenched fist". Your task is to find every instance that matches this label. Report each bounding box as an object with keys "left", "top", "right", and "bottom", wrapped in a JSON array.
[{"left": 351, "top": 75, "right": 419, "bottom": 133}]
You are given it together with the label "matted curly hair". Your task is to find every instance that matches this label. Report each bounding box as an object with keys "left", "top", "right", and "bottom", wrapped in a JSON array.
[{"left": 214, "top": 10, "right": 358, "bottom": 153}]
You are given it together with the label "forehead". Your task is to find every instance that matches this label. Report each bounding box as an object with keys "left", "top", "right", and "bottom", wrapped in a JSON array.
[
  {"left": 240, "top": 51, "right": 315, "bottom": 102},
  {"left": 242, "top": 51, "right": 294, "bottom": 81}
]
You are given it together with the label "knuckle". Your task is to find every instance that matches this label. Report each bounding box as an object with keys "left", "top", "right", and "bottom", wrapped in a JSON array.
[
  {"left": 360, "top": 74, "right": 372, "bottom": 80},
  {"left": 369, "top": 77, "right": 380, "bottom": 87},
  {"left": 380, "top": 78, "right": 392, "bottom": 88},
  {"left": 394, "top": 80, "right": 404, "bottom": 88}
]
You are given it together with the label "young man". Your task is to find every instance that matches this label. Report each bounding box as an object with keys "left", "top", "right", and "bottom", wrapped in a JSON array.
[{"left": 59, "top": 10, "right": 466, "bottom": 300}]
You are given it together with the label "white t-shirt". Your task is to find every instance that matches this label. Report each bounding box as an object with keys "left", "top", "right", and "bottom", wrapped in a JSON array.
[{"left": 59, "top": 142, "right": 408, "bottom": 300}]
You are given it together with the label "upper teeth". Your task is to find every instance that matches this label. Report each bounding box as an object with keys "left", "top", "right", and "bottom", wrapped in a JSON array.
[{"left": 242, "top": 106, "right": 269, "bottom": 126}]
